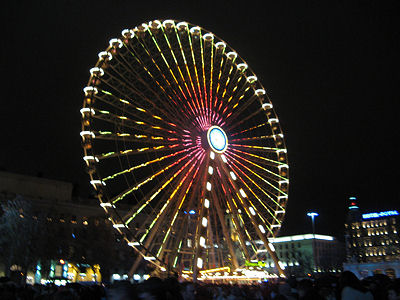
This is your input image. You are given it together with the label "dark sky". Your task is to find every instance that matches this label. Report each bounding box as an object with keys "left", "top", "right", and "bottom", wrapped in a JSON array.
[{"left": 2, "top": 1, "right": 399, "bottom": 239}]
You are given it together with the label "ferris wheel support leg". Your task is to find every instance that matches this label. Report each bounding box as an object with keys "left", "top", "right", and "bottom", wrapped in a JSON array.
[
  {"left": 211, "top": 188, "right": 240, "bottom": 269},
  {"left": 128, "top": 255, "right": 143, "bottom": 279}
]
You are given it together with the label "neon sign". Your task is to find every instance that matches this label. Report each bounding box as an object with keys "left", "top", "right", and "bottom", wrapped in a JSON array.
[{"left": 362, "top": 210, "right": 399, "bottom": 219}]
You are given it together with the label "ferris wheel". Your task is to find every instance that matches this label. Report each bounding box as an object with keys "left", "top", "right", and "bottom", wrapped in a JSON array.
[{"left": 80, "top": 20, "right": 289, "bottom": 278}]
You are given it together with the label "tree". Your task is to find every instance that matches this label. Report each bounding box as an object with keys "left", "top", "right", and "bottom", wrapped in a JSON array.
[{"left": 0, "top": 195, "right": 53, "bottom": 282}]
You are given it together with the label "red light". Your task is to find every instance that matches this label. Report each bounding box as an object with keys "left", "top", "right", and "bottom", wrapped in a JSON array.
[{"left": 351, "top": 202, "right": 356, "bottom": 206}]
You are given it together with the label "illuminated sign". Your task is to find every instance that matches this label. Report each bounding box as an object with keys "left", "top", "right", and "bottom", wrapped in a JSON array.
[{"left": 362, "top": 210, "right": 399, "bottom": 219}]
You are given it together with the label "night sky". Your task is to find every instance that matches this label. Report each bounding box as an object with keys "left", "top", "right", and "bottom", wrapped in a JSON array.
[{"left": 2, "top": 1, "right": 399, "bottom": 239}]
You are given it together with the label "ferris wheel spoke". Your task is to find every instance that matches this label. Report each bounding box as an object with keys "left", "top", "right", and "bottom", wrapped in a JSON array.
[
  {"left": 228, "top": 147, "right": 287, "bottom": 168},
  {"left": 222, "top": 161, "right": 282, "bottom": 230},
  {"left": 90, "top": 82, "right": 185, "bottom": 132},
  {"left": 230, "top": 122, "right": 269, "bottom": 137},
  {"left": 138, "top": 151, "right": 205, "bottom": 249},
  {"left": 230, "top": 133, "right": 282, "bottom": 143},
  {"left": 225, "top": 152, "right": 287, "bottom": 197},
  {"left": 224, "top": 156, "right": 286, "bottom": 213},
  {"left": 168, "top": 26, "right": 203, "bottom": 117},
  {"left": 151, "top": 28, "right": 203, "bottom": 119},
  {"left": 135, "top": 34, "right": 200, "bottom": 121},
  {"left": 95, "top": 143, "right": 183, "bottom": 161},
  {"left": 226, "top": 150, "right": 287, "bottom": 181},
  {"left": 112, "top": 44, "right": 184, "bottom": 118},
  {"left": 102, "top": 147, "right": 193, "bottom": 182},
  {"left": 110, "top": 148, "right": 202, "bottom": 204},
  {"left": 226, "top": 107, "right": 265, "bottom": 131},
  {"left": 213, "top": 166, "right": 258, "bottom": 256},
  {"left": 123, "top": 149, "right": 203, "bottom": 226},
  {"left": 230, "top": 143, "right": 282, "bottom": 152},
  {"left": 90, "top": 109, "right": 179, "bottom": 137},
  {"left": 155, "top": 154, "right": 205, "bottom": 260},
  {"left": 208, "top": 185, "right": 240, "bottom": 269},
  {"left": 116, "top": 47, "right": 193, "bottom": 126}
]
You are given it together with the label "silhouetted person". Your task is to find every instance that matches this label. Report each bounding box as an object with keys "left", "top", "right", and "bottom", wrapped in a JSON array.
[
  {"left": 297, "top": 279, "right": 324, "bottom": 300},
  {"left": 339, "top": 271, "right": 373, "bottom": 300}
]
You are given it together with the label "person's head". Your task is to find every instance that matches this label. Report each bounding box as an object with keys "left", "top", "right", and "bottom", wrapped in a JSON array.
[
  {"left": 297, "top": 279, "right": 313, "bottom": 298},
  {"left": 339, "top": 271, "right": 365, "bottom": 292},
  {"left": 387, "top": 284, "right": 400, "bottom": 300}
]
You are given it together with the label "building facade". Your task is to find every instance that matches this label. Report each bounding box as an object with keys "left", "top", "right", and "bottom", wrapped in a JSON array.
[
  {"left": 252, "top": 234, "right": 344, "bottom": 276},
  {"left": 343, "top": 197, "right": 400, "bottom": 278},
  {"left": 0, "top": 171, "right": 135, "bottom": 283}
]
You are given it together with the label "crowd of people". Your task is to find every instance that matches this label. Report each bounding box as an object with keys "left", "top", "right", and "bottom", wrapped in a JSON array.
[{"left": 1, "top": 271, "right": 400, "bottom": 300}]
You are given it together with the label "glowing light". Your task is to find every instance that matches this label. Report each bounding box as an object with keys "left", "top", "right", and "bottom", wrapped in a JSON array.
[
  {"left": 255, "top": 89, "right": 266, "bottom": 95},
  {"left": 210, "top": 151, "right": 215, "bottom": 160},
  {"left": 203, "top": 33, "right": 214, "bottom": 41},
  {"left": 362, "top": 210, "right": 399, "bottom": 219},
  {"left": 230, "top": 171, "right": 237, "bottom": 180},
  {"left": 221, "top": 154, "right": 227, "bottom": 163},
  {"left": 249, "top": 207, "right": 256, "bottom": 216},
  {"left": 208, "top": 166, "right": 214, "bottom": 175},
  {"left": 90, "top": 67, "right": 104, "bottom": 77},
  {"left": 247, "top": 75, "right": 257, "bottom": 83},
  {"left": 239, "top": 188, "right": 247, "bottom": 198},
  {"left": 200, "top": 236, "right": 206, "bottom": 247},
  {"left": 83, "top": 156, "right": 98, "bottom": 163},
  {"left": 268, "top": 118, "right": 279, "bottom": 123},
  {"left": 215, "top": 41, "right": 226, "bottom": 49},
  {"left": 207, "top": 126, "right": 228, "bottom": 153},
  {"left": 98, "top": 51, "right": 112, "bottom": 61},
  {"left": 226, "top": 52, "right": 237, "bottom": 60},
  {"left": 144, "top": 257, "right": 156, "bottom": 261},
  {"left": 80, "top": 131, "right": 95, "bottom": 138},
  {"left": 202, "top": 217, "right": 208, "bottom": 227},
  {"left": 80, "top": 108, "right": 95, "bottom": 116},
  {"left": 121, "top": 29, "right": 134, "bottom": 38},
  {"left": 258, "top": 225, "right": 266, "bottom": 234},
  {"left": 189, "top": 210, "right": 196, "bottom": 215},
  {"left": 109, "top": 38, "right": 123, "bottom": 48},
  {"left": 269, "top": 243, "right": 275, "bottom": 252},
  {"left": 206, "top": 182, "right": 212, "bottom": 191},
  {"left": 113, "top": 224, "right": 125, "bottom": 228},
  {"left": 100, "top": 203, "right": 114, "bottom": 208},
  {"left": 197, "top": 258, "right": 203, "bottom": 268},
  {"left": 163, "top": 20, "right": 175, "bottom": 28},
  {"left": 269, "top": 234, "right": 334, "bottom": 243},
  {"left": 204, "top": 198, "right": 210, "bottom": 208},
  {"left": 237, "top": 63, "right": 248, "bottom": 71},
  {"left": 83, "top": 86, "right": 98, "bottom": 96},
  {"left": 90, "top": 180, "right": 105, "bottom": 187},
  {"left": 128, "top": 242, "right": 140, "bottom": 246}
]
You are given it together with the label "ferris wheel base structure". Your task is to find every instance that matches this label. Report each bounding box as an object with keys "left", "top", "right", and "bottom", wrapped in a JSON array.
[{"left": 80, "top": 19, "right": 289, "bottom": 280}]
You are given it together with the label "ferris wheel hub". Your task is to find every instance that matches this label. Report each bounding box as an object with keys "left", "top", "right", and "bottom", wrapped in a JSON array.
[{"left": 207, "top": 126, "right": 228, "bottom": 153}]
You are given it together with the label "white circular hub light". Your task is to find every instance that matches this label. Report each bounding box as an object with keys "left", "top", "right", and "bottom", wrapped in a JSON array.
[{"left": 207, "top": 126, "right": 228, "bottom": 153}]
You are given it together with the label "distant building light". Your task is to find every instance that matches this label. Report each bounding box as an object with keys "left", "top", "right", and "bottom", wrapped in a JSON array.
[
  {"left": 349, "top": 197, "right": 357, "bottom": 200},
  {"left": 349, "top": 205, "right": 359, "bottom": 210},
  {"left": 189, "top": 210, "right": 196, "bottom": 215},
  {"left": 362, "top": 210, "right": 399, "bottom": 219}
]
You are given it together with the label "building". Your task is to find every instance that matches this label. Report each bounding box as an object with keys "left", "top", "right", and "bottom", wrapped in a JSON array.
[
  {"left": 251, "top": 234, "right": 344, "bottom": 276},
  {"left": 343, "top": 197, "right": 400, "bottom": 278},
  {"left": 0, "top": 171, "right": 135, "bottom": 283}
]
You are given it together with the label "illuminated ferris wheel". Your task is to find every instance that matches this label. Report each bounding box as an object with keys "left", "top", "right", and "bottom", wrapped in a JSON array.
[{"left": 80, "top": 20, "right": 289, "bottom": 278}]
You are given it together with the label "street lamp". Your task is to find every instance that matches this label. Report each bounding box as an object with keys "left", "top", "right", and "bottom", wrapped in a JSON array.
[
  {"left": 307, "top": 212, "right": 319, "bottom": 237},
  {"left": 307, "top": 212, "right": 319, "bottom": 272}
]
